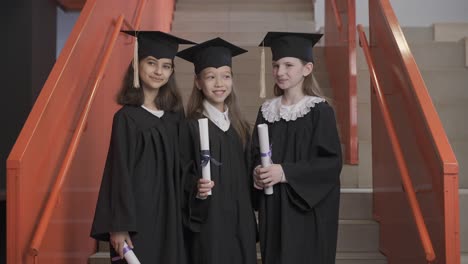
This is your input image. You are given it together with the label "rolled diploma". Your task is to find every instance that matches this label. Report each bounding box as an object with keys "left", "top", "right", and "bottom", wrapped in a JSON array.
[
  {"left": 198, "top": 118, "right": 212, "bottom": 195},
  {"left": 123, "top": 242, "right": 140, "bottom": 264},
  {"left": 257, "top": 124, "right": 274, "bottom": 195}
]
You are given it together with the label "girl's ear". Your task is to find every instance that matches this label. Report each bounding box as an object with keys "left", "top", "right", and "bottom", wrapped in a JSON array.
[
  {"left": 195, "top": 76, "right": 202, "bottom": 90},
  {"left": 303, "top": 62, "right": 313, "bottom": 77}
]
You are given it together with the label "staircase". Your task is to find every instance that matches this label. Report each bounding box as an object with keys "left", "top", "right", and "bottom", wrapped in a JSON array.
[
  {"left": 402, "top": 24, "right": 468, "bottom": 263},
  {"left": 356, "top": 24, "right": 468, "bottom": 262},
  {"left": 172, "top": 0, "right": 316, "bottom": 46},
  {"left": 90, "top": 2, "right": 468, "bottom": 263}
]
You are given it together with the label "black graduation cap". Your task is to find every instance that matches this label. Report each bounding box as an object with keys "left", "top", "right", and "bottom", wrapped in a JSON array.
[
  {"left": 121, "top": 30, "right": 196, "bottom": 88},
  {"left": 257, "top": 32, "right": 322, "bottom": 98},
  {"left": 259, "top": 32, "right": 323, "bottom": 63},
  {"left": 122, "top": 30, "right": 196, "bottom": 60},
  {"left": 177, "top": 37, "right": 247, "bottom": 74}
]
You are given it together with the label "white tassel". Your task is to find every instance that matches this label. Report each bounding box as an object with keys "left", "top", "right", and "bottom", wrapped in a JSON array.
[
  {"left": 259, "top": 46, "right": 266, "bottom": 98},
  {"left": 133, "top": 37, "right": 140, "bottom": 88}
]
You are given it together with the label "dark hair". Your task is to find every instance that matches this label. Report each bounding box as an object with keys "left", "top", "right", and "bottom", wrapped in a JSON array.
[
  {"left": 186, "top": 72, "right": 250, "bottom": 146},
  {"left": 116, "top": 61, "right": 183, "bottom": 112}
]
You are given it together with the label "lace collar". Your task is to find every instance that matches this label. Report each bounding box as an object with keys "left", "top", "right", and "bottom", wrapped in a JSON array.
[
  {"left": 202, "top": 100, "right": 230, "bottom": 132},
  {"left": 141, "top": 105, "right": 164, "bottom": 118},
  {"left": 261, "top": 95, "right": 325, "bottom": 122}
]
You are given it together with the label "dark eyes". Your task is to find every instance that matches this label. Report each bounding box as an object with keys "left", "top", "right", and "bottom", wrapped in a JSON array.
[{"left": 147, "top": 61, "right": 173, "bottom": 70}]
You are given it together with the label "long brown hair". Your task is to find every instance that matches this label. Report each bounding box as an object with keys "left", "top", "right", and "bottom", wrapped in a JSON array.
[
  {"left": 186, "top": 72, "right": 250, "bottom": 146},
  {"left": 117, "top": 61, "right": 183, "bottom": 112}
]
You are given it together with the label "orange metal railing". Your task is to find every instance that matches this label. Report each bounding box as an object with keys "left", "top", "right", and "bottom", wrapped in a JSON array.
[
  {"left": 29, "top": 13, "right": 125, "bottom": 257},
  {"left": 324, "top": 0, "right": 358, "bottom": 164},
  {"left": 29, "top": 0, "right": 148, "bottom": 256},
  {"left": 330, "top": 0, "right": 343, "bottom": 32},
  {"left": 359, "top": 0, "right": 460, "bottom": 263},
  {"left": 357, "top": 24, "right": 435, "bottom": 262},
  {"left": 7, "top": 0, "right": 175, "bottom": 263}
]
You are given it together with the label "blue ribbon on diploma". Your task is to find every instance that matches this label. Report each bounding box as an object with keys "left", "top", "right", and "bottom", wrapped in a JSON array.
[
  {"left": 260, "top": 149, "right": 271, "bottom": 158},
  {"left": 260, "top": 144, "right": 272, "bottom": 159},
  {"left": 200, "top": 150, "right": 222, "bottom": 167}
]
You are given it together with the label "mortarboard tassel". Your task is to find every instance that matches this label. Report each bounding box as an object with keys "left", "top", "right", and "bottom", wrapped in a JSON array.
[
  {"left": 133, "top": 36, "right": 140, "bottom": 88},
  {"left": 259, "top": 45, "right": 266, "bottom": 98}
]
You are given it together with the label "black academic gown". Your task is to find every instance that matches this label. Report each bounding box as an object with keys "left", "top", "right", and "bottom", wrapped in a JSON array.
[
  {"left": 252, "top": 101, "right": 342, "bottom": 264},
  {"left": 90, "top": 105, "right": 186, "bottom": 264},
  {"left": 179, "top": 116, "right": 257, "bottom": 264}
]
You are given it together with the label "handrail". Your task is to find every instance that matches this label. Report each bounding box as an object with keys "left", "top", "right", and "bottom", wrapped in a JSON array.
[
  {"left": 29, "top": 14, "right": 125, "bottom": 256},
  {"left": 28, "top": 0, "right": 149, "bottom": 256},
  {"left": 133, "top": 0, "right": 147, "bottom": 30},
  {"left": 331, "top": 0, "right": 343, "bottom": 32},
  {"left": 357, "top": 24, "right": 436, "bottom": 262},
  {"left": 6, "top": 0, "right": 98, "bottom": 169}
]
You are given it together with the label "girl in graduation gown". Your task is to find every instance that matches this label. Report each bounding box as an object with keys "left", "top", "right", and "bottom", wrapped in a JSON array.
[
  {"left": 252, "top": 32, "right": 343, "bottom": 264},
  {"left": 177, "top": 38, "right": 257, "bottom": 264},
  {"left": 90, "top": 31, "right": 195, "bottom": 264}
]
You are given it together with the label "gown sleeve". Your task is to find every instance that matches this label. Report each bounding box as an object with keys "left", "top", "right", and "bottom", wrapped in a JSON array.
[
  {"left": 90, "top": 110, "right": 138, "bottom": 241},
  {"left": 281, "top": 103, "right": 342, "bottom": 211},
  {"left": 179, "top": 120, "right": 211, "bottom": 232}
]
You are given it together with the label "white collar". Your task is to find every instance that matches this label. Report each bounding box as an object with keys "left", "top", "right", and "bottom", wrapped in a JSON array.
[
  {"left": 261, "top": 95, "right": 325, "bottom": 122},
  {"left": 141, "top": 105, "right": 164, "bottom": 118},
  {"left": 202, "top": 100, "right": 230, "bottom": 132}
]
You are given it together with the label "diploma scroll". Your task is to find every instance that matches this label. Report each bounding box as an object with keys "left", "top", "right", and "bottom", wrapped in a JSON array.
[
  {"left": 198, "top": 118, "right": 212, "bottom": 196},
  {"left": 111, "top": 242, "right": 140, "bottom": 264},
  {"left": 257, "top": 124, "right": 274, "bottom": 195}
]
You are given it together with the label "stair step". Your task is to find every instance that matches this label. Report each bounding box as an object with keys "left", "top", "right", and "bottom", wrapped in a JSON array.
[
  {"left": 176, "top": 3, "right": 313, "bottom": 12},
  {"left": 339, "top": 190, "right": 373, "bottom": 220},
  {"left": 401, "top": 27, "right": 434, "bottom": 42},
  {"left": 178, "top": 0, "right": 308, "bottom": 3},
  {"left": 172, "top": 20, "right": 315, "bottom": 33},
  {"left": 337, "top": 220, "right": 380, "bottom": 252},
  {"left": 174, "top": 10, "right": 314, "bottom": 21},
  {"left": 89, "top": 252, "right": 112, "bottom": 264},
  {"left": 356, "top": 67, "right": 468, "bottom": 104},
  {"left": 434, "top": 22, "right": 468, "bottom": 42},
  {"left": 422, "top": 68, "right": 468, "bottom": 104},
  {"left": 462, "top": 253, "right": 468, "bottom": 264},
  {"left": 336, "top": 252, "right": 387, "bottom": 264},
  {"left": 340, "top": 165, "right": 359, "bottom": 188},
  {"left": 90, "top": 251, "right": 387, "bottom": 264},
  {"left": 355, "top": 41, "right": 467, "bottom": 70},
  {"left": 99, "top": 241, "right": 109, "bottom": 252},
  {"left": 408, "top": 41, "right": 464, "bottom": 68}
]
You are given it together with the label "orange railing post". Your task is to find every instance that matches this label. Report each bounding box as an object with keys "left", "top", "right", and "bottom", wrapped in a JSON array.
[
  {"left": 357, "top": 24, "right": 436, "bottom": 262},
  {"left": 324, "top": 0, "right": 358, "bottom": 165}
]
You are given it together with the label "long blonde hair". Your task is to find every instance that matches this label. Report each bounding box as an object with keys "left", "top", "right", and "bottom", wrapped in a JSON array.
[{"left": 186, "top": 73, "right": 250, "bottom": 146}]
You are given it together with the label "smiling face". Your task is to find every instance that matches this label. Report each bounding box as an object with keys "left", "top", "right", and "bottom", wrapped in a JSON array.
[
  {"left": 272, "top": 57, "right": 313, "bottom": 93},
  {"left": 196, "top": 66, "right": 233, "bottom": 112},
  {"left": 138, "top": 56, "right": 174, "bottom": 90}
]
